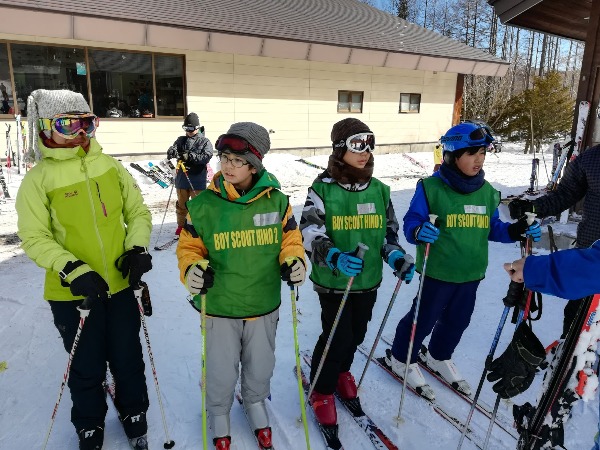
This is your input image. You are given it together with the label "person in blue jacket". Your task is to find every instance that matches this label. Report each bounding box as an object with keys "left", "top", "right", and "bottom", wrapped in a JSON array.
[
  {"left": 491, "top": 240, "right": 600, "bottom": 450},
  {"left": 386, "top": 122, "right": 541, "bottom": 399}
]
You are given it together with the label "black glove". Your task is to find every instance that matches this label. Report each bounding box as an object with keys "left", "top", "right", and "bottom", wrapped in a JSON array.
[
  {"left": 508, "top": 199, "right": 534, "bottom": 220},
  {"left": 115, "top": 246, "right": 153, "bottom": 286},
  {"left": 167, "top": 146, "right": 177, "bottom": 159},
  {"left": 503, "top": 280, "right": 525, "bottom": 308},
  {"left": 69, "top": 271, "right": 109, "bottom": 300},
  {"left": 180, "top": 151, "right": 189, "bottom": 161},
  {"left": 507, "top": 216, "right": 541, "bottom": 242},
  {"left": 486, "top": 322, "right": 545, "bottom": 398}
]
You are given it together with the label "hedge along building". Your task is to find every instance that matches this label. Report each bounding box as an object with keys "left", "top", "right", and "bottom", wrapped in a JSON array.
[{"left": 0, "top": 0, "right": 509, "bottom": 157}]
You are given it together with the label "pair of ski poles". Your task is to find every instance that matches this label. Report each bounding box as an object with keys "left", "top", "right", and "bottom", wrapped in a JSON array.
[
  {"left": 457, "top": 212, "right": 537, "bottom": 450},
  {"left": 43, "top": 284, "right": 175, "bottom": 450},
  {"left": 198, "top": 258, "right": 312, "bottom": 450}
]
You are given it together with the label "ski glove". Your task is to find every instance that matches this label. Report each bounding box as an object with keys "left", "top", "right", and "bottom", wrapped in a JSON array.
[
  {"left": 185, "top": 260, "right": 215, "bottom": 295},
  {"left": 326, "top": 247, "right": 364, "bottom": 277},
  {"left": 387, "top": 250, "right": 416, "bottom": 283},
  {"left": 415, "top": 222, "right": 440, "bottom": 244},
  {"left": 167, "top": 146, "right": 177, "bottom": 159},
  {"left": 280, "top": 257, "right": 306, "bottom": 286},
  {"left": 502, "top": 280, "right": 526, "bottom": 308},
  {"left": 115, "top": 246, "right": 153, "bottom": 287},
  {"left": 508, "top": 199, "right": 535, "bottom": 220},
  {"left": 508, "top": 216, "right": 542, "bottom": 242},
  {"left": 69, "top": 271, "right": 109, "bottom": 301},
  {"left": 486, "top": 322, "right": 546, "bottom": 398}
]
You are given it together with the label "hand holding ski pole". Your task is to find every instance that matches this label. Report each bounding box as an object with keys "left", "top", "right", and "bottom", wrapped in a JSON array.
[
  {"left": 396, "top": 214, "right": 437, "bottom": 424},
  {"left": 285, "top": 257, "right": 311, "bottom": 450},
  {"left": 308, "top": 243, "right": 369, "bottom": 400}
]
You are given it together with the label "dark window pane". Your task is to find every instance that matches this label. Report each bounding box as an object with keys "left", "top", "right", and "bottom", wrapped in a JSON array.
[
  {"left": 11, "top": 44, "right": 89, "bottom": 117},
  {"left": 337, "top": 91, "right": 350, "bottom": 112},
  {"left": 350, "top": 92, "right": 363, "bottom": 113},
  {"left": 410, "top": 94, "right": 421, "bottom": 112},
  {"left": 155, "top": 55, "right": 184, "bottom": 116},
  {"left": 0, "top": 44, "right": 15, "bottom": 114},
  {"left": 89, "top": 50, "right": 153, "bottom": 118}
]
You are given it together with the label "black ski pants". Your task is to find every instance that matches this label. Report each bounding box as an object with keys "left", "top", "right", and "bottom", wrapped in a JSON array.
[
  {"left": 49, "top": 287, "right": 149, "bottom": 433},
  {"left": 310, "top": 290, "right": 377, "bottom": 394}
]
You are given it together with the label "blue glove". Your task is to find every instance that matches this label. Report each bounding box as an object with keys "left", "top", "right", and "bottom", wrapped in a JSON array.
[
  {"left": 415, "top": 222, "right": 440, "bottom": 244},
  {"left": 326, "top": 247, "right": 364, "bottom": 277},
  {"left": 387, "top": 250, "right": 415, "bottom": 283},
  {"left": 524, "top": 221, "right": 542, "bottom": 242}
]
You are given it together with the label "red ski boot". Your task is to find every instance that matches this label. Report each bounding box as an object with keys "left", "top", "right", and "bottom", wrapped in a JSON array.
[
  {"left": 213, "top": 435, "right": 231, "bottom": 449},
  {"left": 309, "top": 391, "right": 337, "bottom": 426},
  {"left": 336, "top": 371, "right": 358, "bottom": 400},
  {"left": 255, "top": 426, "right": 273, "bottom": 449}
]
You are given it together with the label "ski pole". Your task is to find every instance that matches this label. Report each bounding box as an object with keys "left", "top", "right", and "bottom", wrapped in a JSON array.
[
  {"left": 308, "top": 243, "right": 369, "bottom": 400},
  {"left": 42, "top": 296, "right": 93, "bottom": 450},
  {"left": 133, "top": 284, "right": 175, "bottom": 449},
  {"left": 153, "top": 183, "right": 175, "bottom": 251},
  {"left": 396, "top": 214, "right": 437, "bottom": 424},
  {"left": 358, "top": 276, "right": 403, "bottom": 390},
  {"left": 456, "top": 305, "right": 510, "bottom": 449},
  {"left": 196, "top": 260, "right": 209, "bottom": 450},
  {"left": 176, "top": 160, "right": 197, "bottom": 193},
  {"left": 285, "top": 262, "right": 311, "bottom": 450}
]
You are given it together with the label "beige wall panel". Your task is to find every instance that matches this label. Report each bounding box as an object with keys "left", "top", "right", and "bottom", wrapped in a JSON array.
[
  {"left": 186, "top": 61, "right": 234, "bottom": 75},
  {"left": 309, "top": 60, "right": 372, "bottom": 75},
  {"left": 235, "top": 54, "right": 309, "bottom": 70},
  {"left": 0, "top": 7, "right": 72, "bottom": 39},
  {"left": 310, "top": 79, "right": 372, "bottom": 91},
  {"left": 233, "top": 74, "right": 310, "bottom": 88},
  {"left": 146, "top": 26, "right": 208, "bottom": 51},
  {"left": 74, "top": 18, "right": 145, "bottom": 46},
  {"left": 309, "top": 70, "right": 373, "bottom": 83},
  {"left": 261, "top": 39, "right": 310, "bottom": 61},
  {"left": 187, "top": 51, "right": 234, "bottom": 64},
  {"left": 234, "top": 102, "right": 309, "bottom": 114},
  {"left": 233, "top": 85, "right": 310, "bottom": 98},
  {"left": 187, "top": 73, "right": 235, "bottom": 84},
  {"left": 233, "top": 64, "right": 309, "bottom": 79}
]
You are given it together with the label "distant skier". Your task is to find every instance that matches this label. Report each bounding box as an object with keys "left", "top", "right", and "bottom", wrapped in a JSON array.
[
  {"left": 166, "top": 112, "right": 213, "bottom": 236},
  {"left": 299, "top": 118, "right": 416, "bottom": 428},
  {"left": 387, "top": 122, "right": 541, "bottom": 399},
  {"left": 176, "top": 122, "right": 305, "bottom": 450},
  {"left": 16, "top": 89, "right": 153, "bottom": 450}
]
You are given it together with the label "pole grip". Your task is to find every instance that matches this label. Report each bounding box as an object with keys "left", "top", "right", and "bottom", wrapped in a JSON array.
[
  {"left": 428, "top": 214, "right": 438, "bottom": 224},
  {"left": 356, "top": 242, "right": 369, "bottom": 260},
  {"left": 525, "top": 212, "right": 536, "bottom": 225}
]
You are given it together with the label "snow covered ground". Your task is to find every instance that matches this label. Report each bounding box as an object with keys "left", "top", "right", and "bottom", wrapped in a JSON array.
[{"left": 0, "top": 143, "right": 597, "bottom": 450}]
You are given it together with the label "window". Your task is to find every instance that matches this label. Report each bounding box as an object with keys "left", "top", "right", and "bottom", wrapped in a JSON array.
[
  {"left": 11, "top": 43, "right": 89, "bottom": 117},
  {"left": 155, "top": 55, "right": 185, "bottom": 116},
  {"left": 0, "top": 44, "right": 15, "bottom": 115},
  {"left": 399, "top": 93, "right": 421, "bottom": 113},
  {"left": 338, "top": 90, "right": 363, "bottom": 113}
]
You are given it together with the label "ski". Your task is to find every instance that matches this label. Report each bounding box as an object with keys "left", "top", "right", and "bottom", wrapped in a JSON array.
[
  {"left": 148, "top": 162, "right": 174, "bottom": 184},
  {"left": 547, "top": 139, "right": 574, "bottom": 191},
  {"left": 154, "top": 236, "right": 178, "bottom": 251},
  {"left": 516, "top": 294, "right": 600, "bottom": 450},
  {"left": 0, "top": 162, "right": 9, "bottom": 199},
  {"left": 129, "top": 162, "right": 169, "bottom": 188},
  {"left": 234, "top": 386, "right": 275, "bottom": 449},
  {"left": 295, "top": 361, "right": 344, "bottom": 449},
  {"left": 568, "top": 100, "right": 591, "bottom": 163},
  {"left": 355, "top": 345, "right": 485, "bottom": 450},
  {"left": 379, "top": 336, "right": 518, "bottom": 439},
  {"left": 300, "top": 350, "right": 399, "bottom": 450}
]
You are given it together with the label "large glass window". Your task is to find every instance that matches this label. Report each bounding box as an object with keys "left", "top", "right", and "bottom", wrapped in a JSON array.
[
  {"left": 0, "top": 44, "right": 15, "bottom": 115},
  {"left": 89, "top": 50, "right": 154, "bottom": 118},
  {"left": 155, "top": 55, "right": 184, "bottom": 116},
  {"left": 11, "top": 44, "right": 89, "bottom": 117}
]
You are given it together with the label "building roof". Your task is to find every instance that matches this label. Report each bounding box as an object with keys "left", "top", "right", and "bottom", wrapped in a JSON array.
[{"left": 0, "top": 0, "right": 509, "bottom": 75}]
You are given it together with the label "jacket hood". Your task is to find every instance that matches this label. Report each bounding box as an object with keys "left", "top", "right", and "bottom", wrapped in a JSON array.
[
  {"left": 38, "top": 136, "right": 103, "bottom": 161},
  {"left": 208, "top": 169, "right": 281, "bottom": 203}
]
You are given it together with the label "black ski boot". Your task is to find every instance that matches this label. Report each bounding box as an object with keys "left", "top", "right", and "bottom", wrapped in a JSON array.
[{"left": 129, "top": 434, "right": 149, "bottom": 450}]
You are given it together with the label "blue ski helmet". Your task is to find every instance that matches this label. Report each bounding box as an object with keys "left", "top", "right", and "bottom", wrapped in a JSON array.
[{"left": 440, "top": 122, "right": 495, "bottom": 153}]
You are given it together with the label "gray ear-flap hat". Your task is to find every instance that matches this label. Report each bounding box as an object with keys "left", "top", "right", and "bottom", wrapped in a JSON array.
[
  {"left": 27, "top": 89, "right": 91, "bottom": 160},
  {"left": 225, "top": 122, "right": 271, "bottom": 171}
]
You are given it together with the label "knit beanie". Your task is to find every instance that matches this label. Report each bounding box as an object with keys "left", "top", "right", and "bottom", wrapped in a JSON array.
[
  {"left": 183, "top": 112, "right": 200, "bottom": 128},
  {"left": 27, "top": 89, "right": 92, "bottom": 160},
  {"left": 330, "top": 118, "right": 371, "bottom": 157},
  {"left": 225, "top": 122, "right": 271, "bottom": 171}
]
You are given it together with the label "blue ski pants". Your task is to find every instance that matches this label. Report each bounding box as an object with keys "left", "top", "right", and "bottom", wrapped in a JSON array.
[{"left": 391, "top": 276, "right": 480, "bottom": 363}]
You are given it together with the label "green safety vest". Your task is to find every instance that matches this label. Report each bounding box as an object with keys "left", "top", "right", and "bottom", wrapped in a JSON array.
[
  {"left": 417, "top": 176, "right": 500, "bottom": 283},
  {"left": 187, "top": 189, "right": 288, "bottom": 318},
  {"left": 309, "top": 179, "right": 389, "bottom": 291}
]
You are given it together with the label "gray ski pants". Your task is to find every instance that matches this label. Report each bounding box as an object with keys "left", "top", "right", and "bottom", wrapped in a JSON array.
[{"left": 205, "top": 309, "right": 279, "bottom": 416}]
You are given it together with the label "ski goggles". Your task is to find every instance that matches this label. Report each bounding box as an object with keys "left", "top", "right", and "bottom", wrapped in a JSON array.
[
  {"left": 39, "top": 113, "right": 99, "bottom": 139},
  {"left": 182, "top": 125, "right": 199, "bottom": 132},
  {"left": 334, "top": 132, "right": 375, "bottom": 153},
  {"left": 215, "top": 134, "right": 263, "bottom": 161},
  {"left": 441, "top": 125, "right": 494, "bottom": 147}
]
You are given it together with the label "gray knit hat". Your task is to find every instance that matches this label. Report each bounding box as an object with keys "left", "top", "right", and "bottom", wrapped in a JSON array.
[
  {"left": 224, "top": 122, "right": 271, "bottom": 171},
  {"left": 27, "top": 89, "right": 92, "bottom": 160}
]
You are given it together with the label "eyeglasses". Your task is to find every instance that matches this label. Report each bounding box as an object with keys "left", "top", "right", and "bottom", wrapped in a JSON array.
[
  {"left": 218, "top": 153, "right": 250, "bottom": 168},
  {"left": 215, "top": 134, "right": 263, "bottom": 161},
  {"left": 39, "top": 113, "right": 98, "bottom": 139},
  {"left": 182, "top": 125, "right": 199, "bottom": 132},
  {"left": 334, "top": 133, "right": 375, "bottom": 153}
]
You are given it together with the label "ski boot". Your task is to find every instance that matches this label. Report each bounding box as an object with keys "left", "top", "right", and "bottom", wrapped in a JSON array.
[
  {"left": 419, "top": 346, "right": 472, "bottom": 396},
  {"left": 309, "top": 391, "right": 337, "bottom": 426},
  {"left": 128, "top": 435, "right": 149, "bottom": 450},
  {"left": 213, "top": 435, "right": 231, "bottom": 449},
  {"left": 336, "top": 371, "right": 364, "bottom": 416},
  {"left": 78, "top": 425, "right": 104, "bottom": 450},
  {"left": 255, "top": 427, "right": 273, "bottom": 449},
  {"left": 245, "top": 400, "right": 272, "bottom": 449},
  {"left": 385, "top": 349, "right": 435, "bottom": 400}
]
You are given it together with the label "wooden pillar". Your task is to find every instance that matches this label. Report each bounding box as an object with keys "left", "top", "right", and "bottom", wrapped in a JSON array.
[
  {"left": 453, "top": 74, "right": 464, "bottom": 126},
  {"left": 575, "top": 0, "right": 600, "bottom": 149}
]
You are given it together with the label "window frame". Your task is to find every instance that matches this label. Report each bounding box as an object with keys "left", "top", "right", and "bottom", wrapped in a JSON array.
[
  {"left": 0, "top": 40, "right": 186, "bottom": 120},
  {"left": 399, "top": 93, "right": 421, "bottom": 114},
  {"left": 337, "top": 90, "right": 364, "bottom": 114}
]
